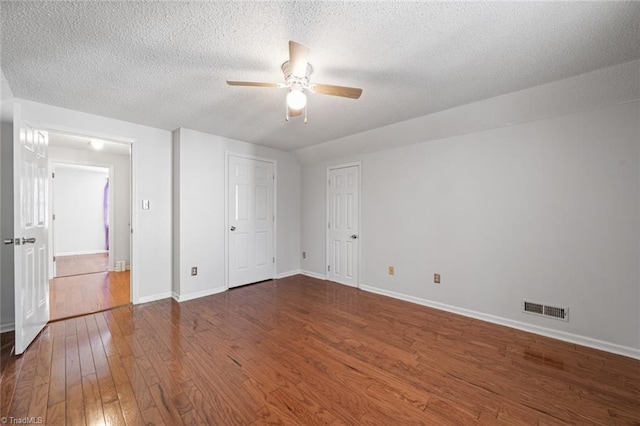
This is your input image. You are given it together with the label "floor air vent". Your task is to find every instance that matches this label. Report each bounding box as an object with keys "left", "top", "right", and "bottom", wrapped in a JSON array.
[{"left": 523, "top": 301, "right": 569, "bottom": 321}]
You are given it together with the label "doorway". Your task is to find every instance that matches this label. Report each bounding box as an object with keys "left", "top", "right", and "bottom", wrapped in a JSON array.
[
  {"left": 52, "top": 163, "right": 110, "bottom": 277},
  {"left": 326, "top": 163, "right": 361, "bottom": 287},
  {"left": 47, "top": 132, "right": 131, "bottom": 320}
]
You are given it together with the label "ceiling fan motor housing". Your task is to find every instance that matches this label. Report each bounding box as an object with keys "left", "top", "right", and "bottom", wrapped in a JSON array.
[{"left": 281, "top": 61, "right": 313, "bottom": 89}]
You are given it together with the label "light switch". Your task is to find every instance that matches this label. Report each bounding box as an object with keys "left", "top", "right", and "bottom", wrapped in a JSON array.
[{"left": 142, "top": 200, "right": 150, "bottom": 210}]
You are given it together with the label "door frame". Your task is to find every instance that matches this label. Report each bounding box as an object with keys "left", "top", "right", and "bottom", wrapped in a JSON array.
[
  {"left": 224, "top": 151, "right": 277, "bottom": 289},
  {"left": 326, "top": 161, "right": 362, "bottom": 288},
  {"left": 48, "top": 161, "right": 115, "bottom": 277},
  {"left": 31, "top": 124, "right": 138, "bottom": 304}
]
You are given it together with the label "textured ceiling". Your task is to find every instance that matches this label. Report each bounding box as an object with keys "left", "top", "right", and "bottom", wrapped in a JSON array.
[{"left": 1, "top": 2, "right": 639, "bottom": 152}]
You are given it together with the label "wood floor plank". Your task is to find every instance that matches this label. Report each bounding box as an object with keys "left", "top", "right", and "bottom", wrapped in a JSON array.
[
  {"left": 6, "top": 335, "right": 41, "bottom": 417},
  {"left": 85, "top": 315, "right": 118, "bottom": 406},
  {"left": 1, "top": 275, "right": 639, "bottom": 425},
  {"left": 81, "top": 373, "right": 105, "bottom": 425},
  {"left": 105, "top": 354, "right": 146, "bottom": 426},
  {"left": 48, "top": 322, "right": 67, "bottom": 407},
  {"left": 102, "top": 399, "right": 127, "bottom": 426},
  {"left": 65, "top": 381, "right": 86, "bottom": 426},
  {"left": 45, "top": 400, "right": 66, "bottom": 426}
]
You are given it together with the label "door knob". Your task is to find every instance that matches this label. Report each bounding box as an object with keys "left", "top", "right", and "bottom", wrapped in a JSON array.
[
  {"left": 230, "top": 226, "right": 236, "bottom": 231},
  {"left": 351, "top": 234, "right": 358, "bottom": 239},
  {"left": 22, "top": 237, "right": 36, "bottom": 244}
]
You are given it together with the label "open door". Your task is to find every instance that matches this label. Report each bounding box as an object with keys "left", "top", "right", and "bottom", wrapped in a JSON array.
[{"left": 13, "top": 102, "right": 49, "bottom": 355}]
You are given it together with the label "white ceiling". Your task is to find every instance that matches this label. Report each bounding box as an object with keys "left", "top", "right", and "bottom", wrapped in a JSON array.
[{"left": 1, "top": 2, "right": 639, "bottom": 152}]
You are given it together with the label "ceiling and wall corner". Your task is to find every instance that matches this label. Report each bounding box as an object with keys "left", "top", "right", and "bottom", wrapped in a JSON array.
[
  {"left": 1, "top": 68, "right": 14, "bottom": 100},
  {"left": 1, "top": 67, "right": 14, "bottom": 123},
  {"left": 1, "top": 1, "right": 639, "bottom": 151},
  {"left": 293, "top": 59, "right": 640, "bottom": 165}
]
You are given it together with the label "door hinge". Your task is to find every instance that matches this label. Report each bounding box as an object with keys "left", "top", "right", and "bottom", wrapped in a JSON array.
[
  {"left": 328, "top": 222, "right": 330, "bottom": 229},
  {"left": 328, "top": 179, "right": 331, "bottom": 186},
  {"left": 327, "top": 265, "right": 330, "bottom": 272},
  {"left": 272, "top": 257, "right": 275, "bottom": 264},
  {"left": 52, "top": 172, "right": 55, "bottom": 178},
  {"left": 52, "top": 214, "right": 55, "bottom": 220},
  {"left": 53, "top": 256, "right": 56, "bottom": 262}
]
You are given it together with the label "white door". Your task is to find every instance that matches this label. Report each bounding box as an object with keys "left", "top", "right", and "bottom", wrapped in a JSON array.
[
  {"left": 327, "top": 165, "right": 360, "bottom": 287},
  {"left": 228, "top": 155, "right": 275, "bottom": 288},
  {"left": 13, "top": 103, "right": 49, "bottom": 355}
]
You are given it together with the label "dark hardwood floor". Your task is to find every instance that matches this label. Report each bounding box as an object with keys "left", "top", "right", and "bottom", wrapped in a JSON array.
[
  {"left": 50, "top": 271, "right": 131, "bottom": 321},
  {"left": 1, "top": 274, "right": 639, "bottom": 425}
]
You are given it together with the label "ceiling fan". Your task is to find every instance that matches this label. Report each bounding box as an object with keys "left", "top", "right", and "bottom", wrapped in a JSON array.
[{"left": 227, "top": 40, "right": 363, "bottom": 123}]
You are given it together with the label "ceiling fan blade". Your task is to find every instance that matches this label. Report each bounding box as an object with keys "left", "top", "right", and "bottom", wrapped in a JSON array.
[
  {"left": 288, "top": 106, "right": 302, "bottom": 117},
  {"left": 289, "top": 40, "right": 310, "bottom": 77},
  {"left": 311, "top": 83, "right": 362, "bottom": 99},
  {"left": 226, "top": 81, "right": 281, "bottom": 88}
]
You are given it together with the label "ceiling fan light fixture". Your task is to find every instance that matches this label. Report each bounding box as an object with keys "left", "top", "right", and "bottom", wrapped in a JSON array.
[
  {"left": 89, "top": 139, "right": 105, "bottom": 150},
  {"left": 286, "top": 89, "right": 307, "bottom": 110}
]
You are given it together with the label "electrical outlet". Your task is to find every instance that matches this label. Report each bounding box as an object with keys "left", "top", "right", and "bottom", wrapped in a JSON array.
[
  {"left": 191, "top": 267, "right": 198, "bottom": 276},
  {"left": 302, "top": 251, "right": 307, "bottom": 259},
  {"left": 434, "top": 273, "right": 441, "bottom": 284},
  {"left": 388, "top": 266, "right": 395, "bottom": 276}
]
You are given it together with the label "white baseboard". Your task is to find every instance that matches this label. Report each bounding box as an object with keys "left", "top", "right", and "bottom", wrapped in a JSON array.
[
  {"left": 137, "top": 292, "right": 172, "bottom": 305},
  {"left": 109, "top": 265, "right": 131, "bottom": 272},
  {"left": 56, "top": 250, "right": 108, "bottom": 256},
  {"left": 0, "top": 322, "right": 15, "bottom": 333},
  {"left": 275, "top": 269, "right": 301, "bottom": 279},
  {"left": 173, "top": 286, "right": 227, "bottom": 303},
  {"left": 360, "top": 285, "right": 640, "bottom": 361},
  {"left": 301, "top": 270, "right": 327, "bottom": 280}
]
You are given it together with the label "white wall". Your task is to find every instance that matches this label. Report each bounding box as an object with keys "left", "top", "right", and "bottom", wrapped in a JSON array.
[
  {"left": 172, "top": 129, "right": 182, "bottom": 296},
  {"left": 1, "top": 67, "right": 14, "bottom": 331},
  {"left": 298, "top": 62, "right": 640, "bottom": 358},
  {"left": 173, "top": 128, "right": 301, "bottom": 301},
  {"left": 50, "top": 146, "right": 131, "bottom": 267},
  {"left": 0, "top": 120, "right": 14, "bottom": 331},
  {"left": 53, "top": 165, "right": 109, "bottom": 255},
  {"left": 9, "top": 99, "right": 173, "bottom": 304}
]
